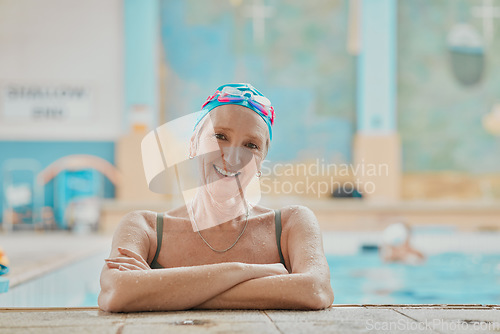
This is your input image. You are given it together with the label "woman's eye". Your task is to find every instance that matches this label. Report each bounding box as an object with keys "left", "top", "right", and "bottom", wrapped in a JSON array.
[
  {"left": 214, "top": 133, "right": 227, "bottom": 140},
  {"left": 246, "top": 143, "right": 259, "bottom": 150}
]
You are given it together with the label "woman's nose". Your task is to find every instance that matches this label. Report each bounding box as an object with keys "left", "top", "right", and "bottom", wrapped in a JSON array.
[
  {"left": 221, "top": 146, "right": 241, "bottom": 166},
  {"left": 221, "top": 146, "right": 251, "bottom": 169}
]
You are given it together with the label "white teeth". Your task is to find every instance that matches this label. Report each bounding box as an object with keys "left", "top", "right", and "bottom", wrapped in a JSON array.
[{"left": 214, "top": 164, "right": 240, "bottom": 177}]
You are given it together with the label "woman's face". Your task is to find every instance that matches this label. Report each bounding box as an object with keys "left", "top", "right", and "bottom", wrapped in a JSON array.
[{"left": 191, "top": 104, "right": 269, "bottom": 200}]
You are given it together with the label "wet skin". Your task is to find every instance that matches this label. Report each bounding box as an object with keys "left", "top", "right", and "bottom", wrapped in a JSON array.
[{"left": 98, "top": 105, "right": 334, "bottom": 312}]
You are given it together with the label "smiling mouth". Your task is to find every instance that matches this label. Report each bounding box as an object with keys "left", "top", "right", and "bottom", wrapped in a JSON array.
[{"left": 213, "top": 164, "right": 241, "bottom": 177}]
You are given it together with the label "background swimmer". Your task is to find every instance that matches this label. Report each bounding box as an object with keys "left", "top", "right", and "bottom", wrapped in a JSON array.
[{"left": 380, "top": 220, "right": 426, "bottom": 265}]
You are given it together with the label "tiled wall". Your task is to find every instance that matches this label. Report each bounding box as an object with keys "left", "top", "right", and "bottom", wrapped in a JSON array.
[
  {"left": 398, "top": 0, "right": 500, "bottom": 173},
  {"left": 159, "top": 0, "right": 357, "bottom": 165}
]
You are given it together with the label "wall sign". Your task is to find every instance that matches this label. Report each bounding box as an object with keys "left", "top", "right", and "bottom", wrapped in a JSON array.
[{"left": 1, "top": 85, "right": 93, "bottom": 123}]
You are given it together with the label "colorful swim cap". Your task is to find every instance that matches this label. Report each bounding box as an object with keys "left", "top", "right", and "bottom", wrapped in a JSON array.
[{"left": 194, "top": 83, "right": 275, "bottom": 140}]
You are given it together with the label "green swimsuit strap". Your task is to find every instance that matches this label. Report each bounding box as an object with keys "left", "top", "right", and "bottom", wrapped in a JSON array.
[
  {"left": 274, "top": 210, "right": 286, "bottom": 267},
  {"left": 150, "top": 212, "right": 164, "bottom": 267},
  {"left": 152, "top": 211, "right": 284, "bottom": 268}
]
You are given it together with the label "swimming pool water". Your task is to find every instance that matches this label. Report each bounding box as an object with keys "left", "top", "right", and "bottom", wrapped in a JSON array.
[
  {"left": 327, "top": 252, "right": 500, "bottom": 305},
  {"left": 0, "top": 251, "right": 105, "bottom": 308},
  {"left": 2, "top": 250, "right": 499, "bottom": 307}
]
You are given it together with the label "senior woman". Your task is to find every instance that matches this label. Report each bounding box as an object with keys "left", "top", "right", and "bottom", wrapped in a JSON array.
[{"left": 98, "top": 83, "right": 334, "bottom": 312}]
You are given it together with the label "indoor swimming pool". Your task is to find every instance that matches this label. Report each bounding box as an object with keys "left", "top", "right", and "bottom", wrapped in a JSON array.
[
  {"left": 328, "top": 251, "right": 500, "bottom": 305},
  {"left": 2, "top": 231, "right": 500, "bottom": 307}
]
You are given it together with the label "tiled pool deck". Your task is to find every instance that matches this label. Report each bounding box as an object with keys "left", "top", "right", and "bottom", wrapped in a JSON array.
[{"left": 1, "top": 305, "right": 500, "bottom": 333}]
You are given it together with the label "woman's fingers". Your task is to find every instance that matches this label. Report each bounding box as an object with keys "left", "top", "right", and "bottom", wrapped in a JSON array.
[
  {"left": 118, "top": 262, "right": 142, "bottom": 271},
  {"left": 118, "top": 247, "right": 145, "bottom": 263},
  {"left": 105, "top": 247, "right": 153, "bottom": 271},
  {"left": 106, "top": 262, "right": 121, "bottom": 269},
  {"left": 105, "top": 256, "right": 149, "bottom": 270},
  {"left": 107, "top": 253, "right": 150, "bottom": 270},
  {"left": 106, "top": 261, "right": 142, "bottom": 271},
  {"left": 105, "top": 256, "right": 140, "bottom": 267},
  {"left": 270, "top": 263, "right": 289, "bottom": 275},
  {"left": 117, "top": 247, "right": 150, "bottom": 268}
]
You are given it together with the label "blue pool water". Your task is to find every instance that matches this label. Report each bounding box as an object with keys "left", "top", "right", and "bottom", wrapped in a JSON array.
[
  {"left": 327, "top": 251, "right": 500, "bottom": 305},
  {"left": 2, "top": 250, "right": 500, "bottom": 307},
  {"left": 0, "top": 251, "right": 105, "bottom": 308}
]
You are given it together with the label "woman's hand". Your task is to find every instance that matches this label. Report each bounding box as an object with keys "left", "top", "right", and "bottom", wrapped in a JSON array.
[
  {"left": 105, "top": 247, "right": 151, "bottom": 271},
  {"left": 252, "top": 263, "right": 289, "bottom": 278}
]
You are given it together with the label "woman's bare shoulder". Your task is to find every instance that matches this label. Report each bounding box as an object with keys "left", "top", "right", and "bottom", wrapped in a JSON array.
[
  {"left": 250, "top": 204, "right": 316, "bottom": 224},
  {"left": 249, "top": 203, "right": 274, "bottom": 214},
  {"left": 279, "top": 205, "right": 317, "bottom": 228},
  {"left": 117, "top": 210, "right": 158, "bottom": 234},
  {"left": 107, "top": 210, "right": 158, "bottom": 260},
  {"left": 281, "top": 204, "right": 316, "bottom": 221}
]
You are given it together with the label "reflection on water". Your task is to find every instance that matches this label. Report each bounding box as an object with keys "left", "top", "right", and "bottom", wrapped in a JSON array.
[{"left": 328, "top": 252, "right": 500, "bottom": 304}]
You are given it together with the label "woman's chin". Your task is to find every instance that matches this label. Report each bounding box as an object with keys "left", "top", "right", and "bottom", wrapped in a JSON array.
[
  {"left": 198, "top": 170, "right": 254, "bottom": 201},
  {"left": 206, "top": 184, "right": 242, "bottom": 201},
  {"left": 206, "top": 178, "right": 245, "bottom": 201}
]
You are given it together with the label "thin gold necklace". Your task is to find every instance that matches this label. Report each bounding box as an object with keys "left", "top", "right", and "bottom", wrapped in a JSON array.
[
  {"left": 189, "top": 174, "right": 249, "bottom": 253},
  {"left": 189, "top": 201, "right": 249, "bottom": 253}
]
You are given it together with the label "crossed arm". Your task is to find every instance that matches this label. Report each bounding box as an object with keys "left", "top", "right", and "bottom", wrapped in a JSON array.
[{"left": 98, "top": 207, "right": 334, "bottom": 312}]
